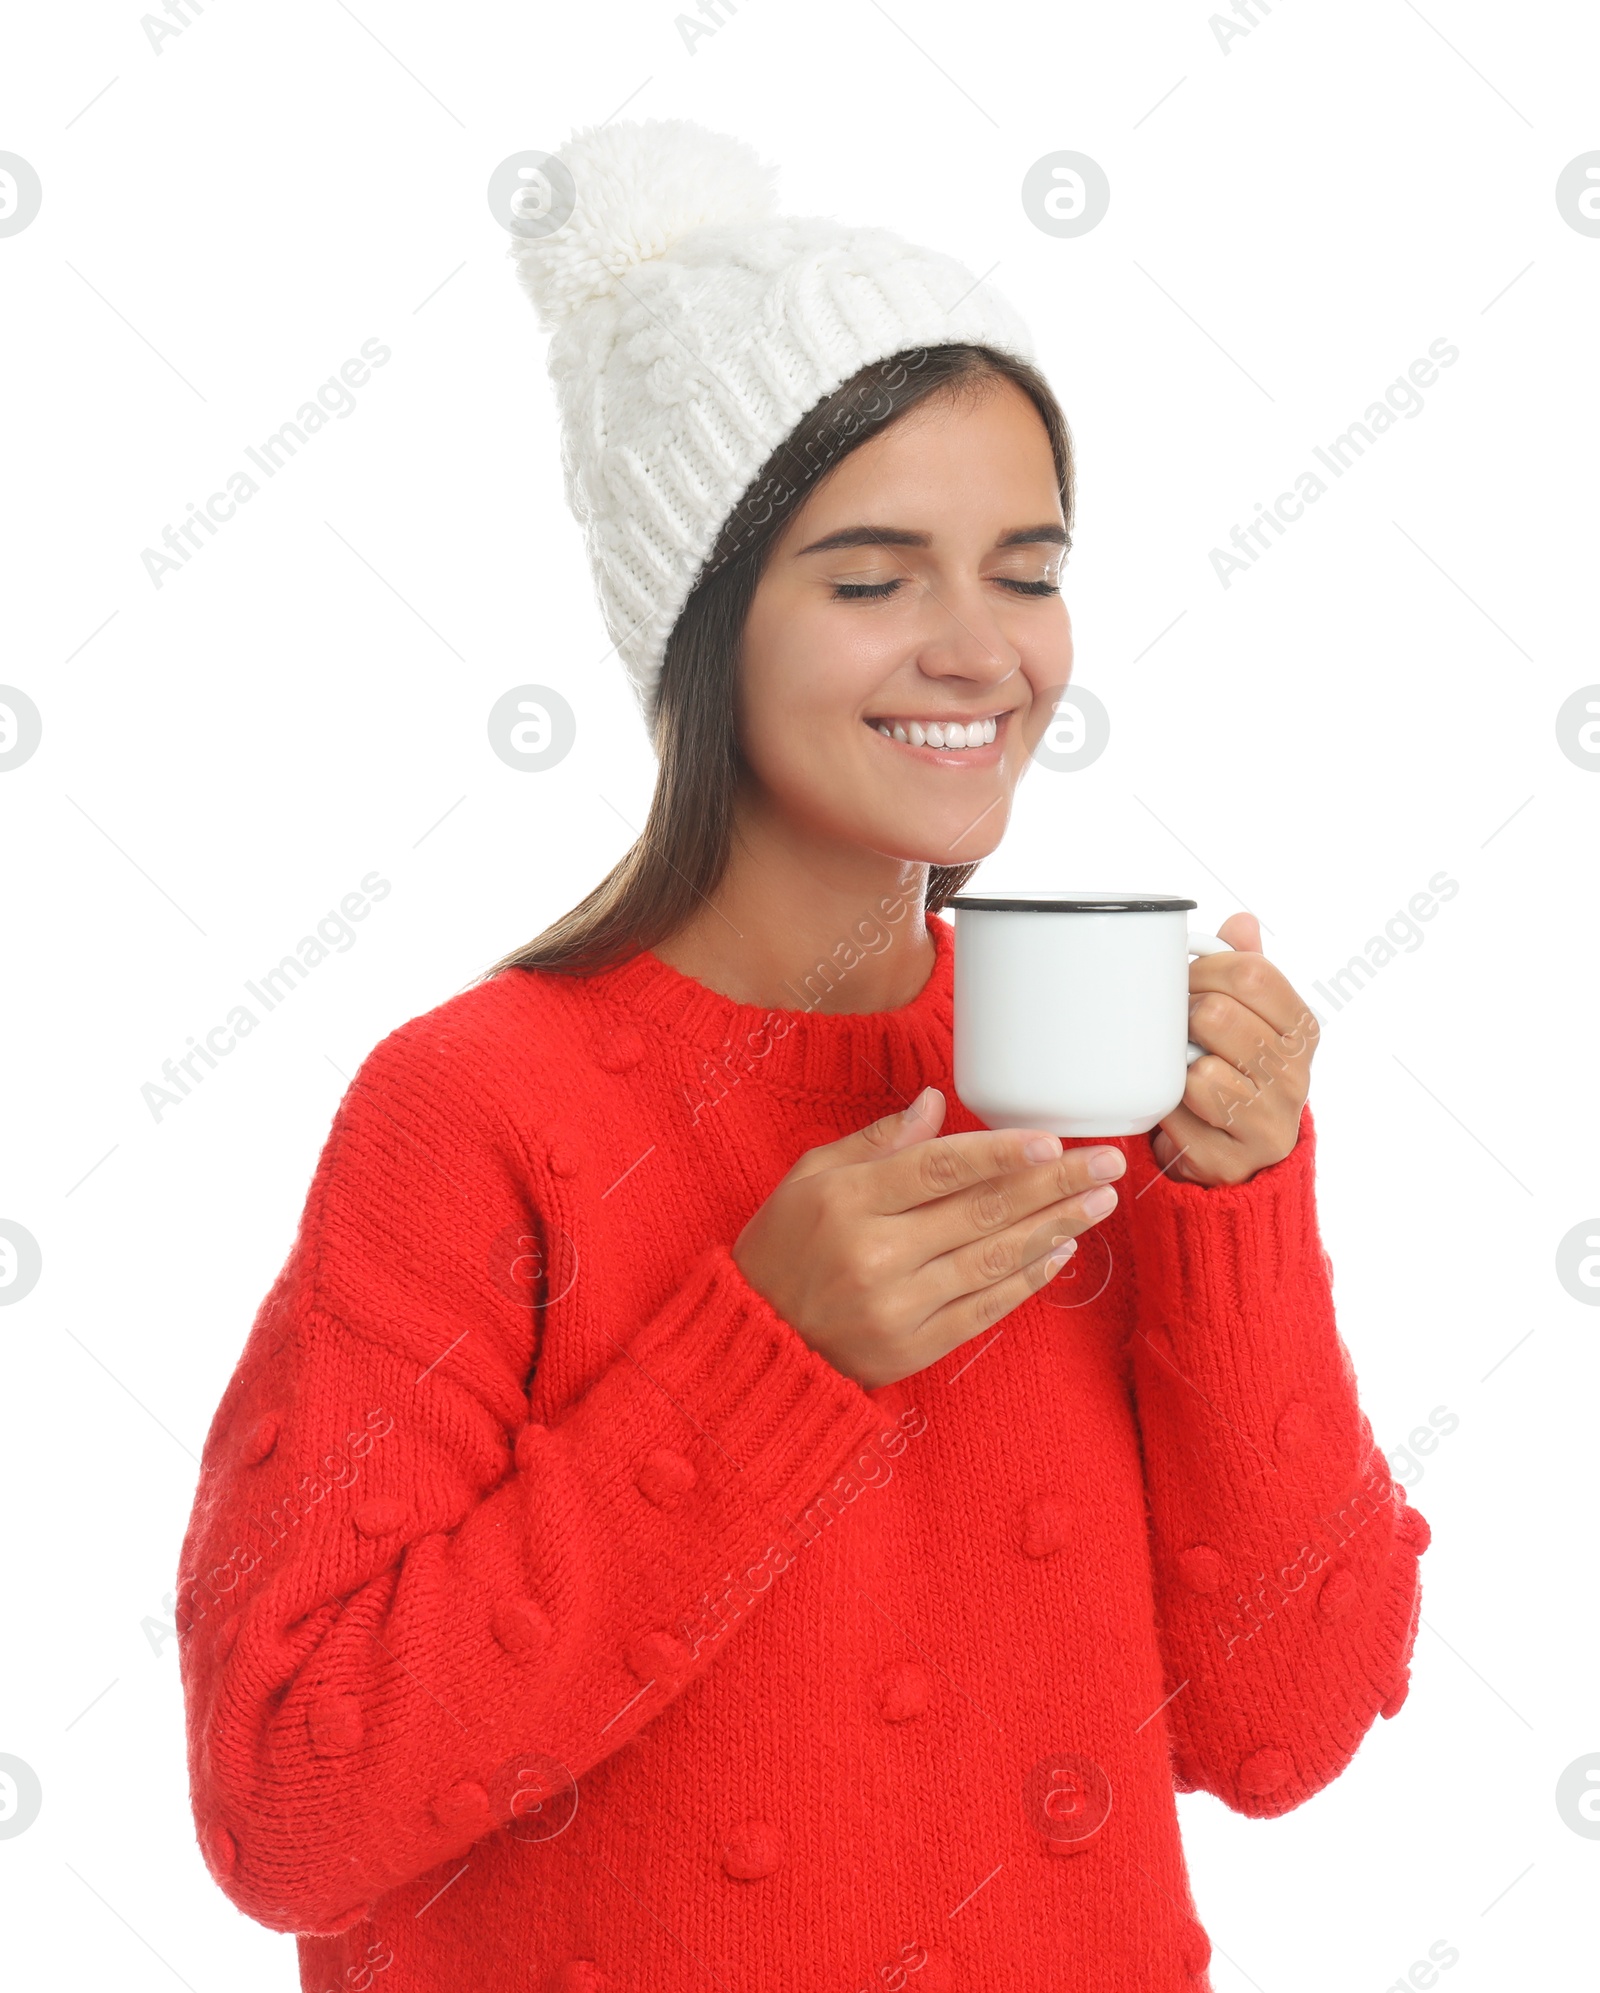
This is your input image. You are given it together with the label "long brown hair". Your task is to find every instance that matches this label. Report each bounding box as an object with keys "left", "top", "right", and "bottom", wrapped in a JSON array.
[{"left": 479, "top": 341, "right": 1074, "bottom": 982}]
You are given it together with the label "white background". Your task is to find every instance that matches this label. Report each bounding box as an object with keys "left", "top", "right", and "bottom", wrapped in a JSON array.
[{"left": 3, "top": 0, "right": 1597, "bottom": 1986}]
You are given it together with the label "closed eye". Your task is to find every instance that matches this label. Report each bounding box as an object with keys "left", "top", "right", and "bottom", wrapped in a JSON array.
[{"left": 830, "top": 577, "right": 1061, "bottom": 600}]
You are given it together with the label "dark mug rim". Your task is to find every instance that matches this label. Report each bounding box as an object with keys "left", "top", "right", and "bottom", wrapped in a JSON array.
[{"left": 947, "top": 893, "right": 1198, "bottom": 913}]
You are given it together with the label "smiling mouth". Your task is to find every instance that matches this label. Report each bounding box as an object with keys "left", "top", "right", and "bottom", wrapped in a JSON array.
[{"left": 862, "top": 711, "right": 1008, "bottom": 758}]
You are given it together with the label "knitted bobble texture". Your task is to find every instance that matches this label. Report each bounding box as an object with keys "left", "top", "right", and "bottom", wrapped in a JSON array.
[{"left": 509, "top": 118, "right": 780, "bottom": 329}]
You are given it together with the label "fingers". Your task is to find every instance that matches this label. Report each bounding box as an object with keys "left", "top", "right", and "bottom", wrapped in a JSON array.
[
  {"left": 788, "top": 1083, "right": 949, "bottom": 1181},
  {"left": 1152, "top": 1101, "right": 1258, "bottom": 1186},
  {"left": 856, "top": 1121, "right": 1082, "bottom": 1217},
  {"left": 902, "top": 1141, "right": 1125, "bottom": 1260},
  {"left": 1149, "top": 1123, "right": 1204, "bottom": 1184},
  {"left": 917, "top": 1182, "right": 1117, "bottom": 1315},
  {"left": 1181, "top": 1052, "right": 1260, "bottom": 1133},
  {"left": 1187, "top": 988, "right": 1314, "bottom": 1114},
  {"left": 1186, "top": 987, "right": 1316, "bottom": 1091},
  {"left": 1157, "top": 1063, "right": 1306, "bottom": 1182},
  {"left": 916, "top": 1228, "right": 1081, "bottom": 1358},
  {"left": 1187, "top": 948, "right": 1311, "bottom": 1041}
]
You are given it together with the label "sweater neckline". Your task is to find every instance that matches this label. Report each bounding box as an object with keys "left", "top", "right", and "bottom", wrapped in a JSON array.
[{"left": 585, "top": 912, "right": 955, "bottom": 1104}]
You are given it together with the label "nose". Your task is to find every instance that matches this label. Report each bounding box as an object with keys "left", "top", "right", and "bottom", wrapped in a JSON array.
[{"left": 910, "top": 575, "right": 1024, "bottom": 693}]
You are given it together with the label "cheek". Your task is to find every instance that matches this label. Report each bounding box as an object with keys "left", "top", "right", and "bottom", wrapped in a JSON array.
[
  {"left": 1016, "top": 704, "right": 1050, "bottom": 760},
  {"left": 734, "top": 647, "right": 834, "bottom": 808},
  {"left": 1014, "top": 674, "right": 1061, "bottom": 760},
  {"left": 739, "top": 598, "right": 885, "bottom": 753},
  {"left": 746, "top": 723, "right": 827, "bottom": 803},
  {"left": 1020, "top": 607, "right": 1074, "bottom": 724}
]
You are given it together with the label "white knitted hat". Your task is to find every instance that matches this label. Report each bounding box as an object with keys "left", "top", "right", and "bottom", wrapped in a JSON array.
[{"left": 507, "top": 117, "right": 1037, "bottom": 718}]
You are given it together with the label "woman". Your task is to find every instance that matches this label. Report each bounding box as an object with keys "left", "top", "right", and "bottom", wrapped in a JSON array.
[{"left": 177, "top": 118, "right": 1429, "bottom": 1992}]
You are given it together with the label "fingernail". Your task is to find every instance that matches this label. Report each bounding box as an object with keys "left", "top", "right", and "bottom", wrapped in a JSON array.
[
  {"left": 1086, "top": 1146, "right": 1125, "bottom": 1181},
  {"left": 1080, "top": 1184, "right": 1117, "bottom": 1219},
  {"left": 902, "top": 1086, "right": 932, "bottom": 1123},
  {"left": 1045, "top": 1238, "right": 1078, "bottom": 1271},
  {"left": 1024, "top": 1134, "right": 1063, "bottom": 1163}
]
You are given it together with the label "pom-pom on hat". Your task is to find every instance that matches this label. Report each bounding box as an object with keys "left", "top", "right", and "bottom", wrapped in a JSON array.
[{"left": 507, "top": 118, "right": 1035, "bottom": 720}]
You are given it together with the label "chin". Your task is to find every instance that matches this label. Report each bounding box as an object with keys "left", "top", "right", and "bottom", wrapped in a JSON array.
[
  {"left": 876, "top": 823, "right": 1007, "bottom": 869},
  {"left": 804, "top": 786, "right": 1012, "bottom": 873}
]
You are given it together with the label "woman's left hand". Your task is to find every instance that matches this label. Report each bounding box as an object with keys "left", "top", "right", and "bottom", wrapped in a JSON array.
[{"left": 1149, "top": 911, "right": 1320, "bottom": 1188}]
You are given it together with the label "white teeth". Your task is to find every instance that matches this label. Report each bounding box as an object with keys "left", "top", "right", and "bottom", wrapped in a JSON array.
[{"left": 872, "top": 715, "right": 1000, "bottom": 749}]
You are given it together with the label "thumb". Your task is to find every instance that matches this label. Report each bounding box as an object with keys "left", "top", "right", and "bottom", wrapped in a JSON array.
[
  {"left": 789, "top": 1084, "right": 947, "bottom": 1177},
  {"left": 1218, "top": 909, "right": 1264, "bottom": 955}
]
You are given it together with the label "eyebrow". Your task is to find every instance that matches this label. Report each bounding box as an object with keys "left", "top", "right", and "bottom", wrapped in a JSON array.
[{"left": 792, "top": 523, "right": 1068, "bottom": 557}]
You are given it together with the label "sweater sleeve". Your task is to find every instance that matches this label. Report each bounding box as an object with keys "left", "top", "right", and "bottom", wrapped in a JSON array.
[
  {"left": 175, "top": 1018, "right": 889, "bottom": 1936},
  {"left": 1116, "top": 1103, "right": 1429, "bottom": 1816}
]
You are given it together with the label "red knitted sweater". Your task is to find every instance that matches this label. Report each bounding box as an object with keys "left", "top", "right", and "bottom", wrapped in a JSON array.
[{"left": 177, "top": 914, "right": 1428, "bottom": 1992}]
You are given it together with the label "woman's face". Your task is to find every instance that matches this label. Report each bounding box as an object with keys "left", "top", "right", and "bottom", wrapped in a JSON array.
[{"left": 737, "top": 375, "right": 1072, "bottom": 871}]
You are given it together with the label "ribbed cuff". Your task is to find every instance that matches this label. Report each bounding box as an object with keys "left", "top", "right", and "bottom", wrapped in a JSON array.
[
  {"left": 1122, "top": 1104, "right": 1365, "bottom": 1540},
  {"left": 1122, "top": 1104, "right": 1321, "bottom": 1341},
  {"left": 609, "top": 1242, "right": 890, "bottom": 1522}
]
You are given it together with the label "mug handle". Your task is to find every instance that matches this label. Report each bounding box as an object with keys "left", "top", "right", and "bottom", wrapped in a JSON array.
[{"left": 1185, "top": 932, "right": 1233, "bottom": 1066}]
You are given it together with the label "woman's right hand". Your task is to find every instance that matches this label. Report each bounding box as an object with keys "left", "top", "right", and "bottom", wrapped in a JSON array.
[{"left": 731, "top": 1084, "right": 1126, "bottom": 1389}]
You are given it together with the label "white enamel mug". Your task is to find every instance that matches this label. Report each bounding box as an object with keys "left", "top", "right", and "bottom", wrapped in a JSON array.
[{"left": 947, "top": 892, "right": 1233, "bottom": 1138}]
